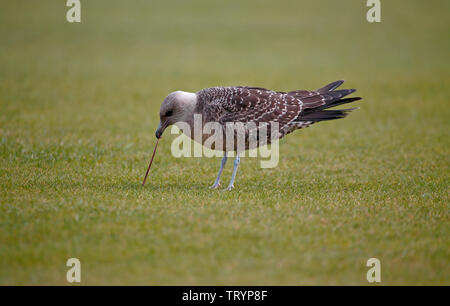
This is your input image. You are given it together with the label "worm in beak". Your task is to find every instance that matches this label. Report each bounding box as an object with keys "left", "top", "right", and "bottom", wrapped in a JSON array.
[{"left": 142, "top": 136, "right": 160, "bottom": 186}]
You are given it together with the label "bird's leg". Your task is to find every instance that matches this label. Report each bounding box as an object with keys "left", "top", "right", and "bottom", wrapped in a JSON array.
[
  {"left": 225, "top": 155, "right": 240, "bottom": 191},
  {"left": 210, "top": 153, "right": 227, "bottom": 189}
]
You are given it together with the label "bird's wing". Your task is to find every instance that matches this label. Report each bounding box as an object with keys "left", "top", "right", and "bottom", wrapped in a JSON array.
[
  {"left": 200, "top": 84, "right": 358, "bottom": 135},
  {"left": 202, "top": 86, "right": 303, "bottom": 129}
]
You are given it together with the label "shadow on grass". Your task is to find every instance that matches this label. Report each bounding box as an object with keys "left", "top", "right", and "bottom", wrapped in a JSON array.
[{"left": 113, "top": 181, "right": 209, "bottom": 193}]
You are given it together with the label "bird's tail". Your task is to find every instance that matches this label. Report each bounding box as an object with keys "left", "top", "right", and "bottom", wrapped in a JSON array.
[{"left": 297, "top": 80, "right": 361, "bottom": 123}]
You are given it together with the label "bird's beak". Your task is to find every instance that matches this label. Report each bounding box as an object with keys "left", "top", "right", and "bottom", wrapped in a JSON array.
[{"left": 155, "top": 122, "right": 165, "bottom": 139}]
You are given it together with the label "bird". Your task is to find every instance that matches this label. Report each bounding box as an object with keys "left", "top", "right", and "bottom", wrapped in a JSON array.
[{"left": 153, "top": 80, "right": 361, "bottom": 190}]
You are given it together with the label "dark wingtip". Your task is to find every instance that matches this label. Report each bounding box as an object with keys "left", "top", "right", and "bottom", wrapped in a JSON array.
[
  {"left": 343, "top": 97, "right": 362, "bottom": 102},
  {"left": 317, "top": 80, "right": 345, "bottom": 93}
]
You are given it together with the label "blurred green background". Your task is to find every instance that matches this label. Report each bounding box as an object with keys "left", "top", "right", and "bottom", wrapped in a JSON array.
[{"left": 0, "top": 0, "right": 448, "bottom": 284}]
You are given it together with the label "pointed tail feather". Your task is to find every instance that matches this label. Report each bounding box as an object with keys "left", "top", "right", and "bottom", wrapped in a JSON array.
[
  {"left": 296, "top": 80, "right": 362, "bottom": 122},
  {"left": 297, "top": 108, "right": 358, "bottom": 122},
  {"left": 316, "top": 80, "right": 344, "bottom": 93},
  {"left": 307, "top": 97, "right": 362, "bottom": 113}
]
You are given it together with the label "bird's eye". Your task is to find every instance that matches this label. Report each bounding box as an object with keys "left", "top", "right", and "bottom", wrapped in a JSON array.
[{"left": 165, "top": 110, "right": 173, "bottom": 117}]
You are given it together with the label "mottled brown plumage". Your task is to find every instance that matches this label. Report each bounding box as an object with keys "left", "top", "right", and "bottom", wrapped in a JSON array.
[{"left": 192, "top": 80, "right": 361, "bottom": 150}]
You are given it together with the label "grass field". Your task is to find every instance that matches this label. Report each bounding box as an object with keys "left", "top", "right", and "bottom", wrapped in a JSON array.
[{"left": 0, "top": 0, "right": 449, "bottom": 285}]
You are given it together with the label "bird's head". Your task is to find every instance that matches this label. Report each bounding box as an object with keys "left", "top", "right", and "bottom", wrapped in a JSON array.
[{"left": 155, "top": 91, "right": 197, "bottom": 139}]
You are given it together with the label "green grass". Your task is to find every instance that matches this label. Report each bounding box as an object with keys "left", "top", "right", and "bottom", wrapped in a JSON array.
[{"left": 0, "top": 0, "right": 449, "bottom": 285}]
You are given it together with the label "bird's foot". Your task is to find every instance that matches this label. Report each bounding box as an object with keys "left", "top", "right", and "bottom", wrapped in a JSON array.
[
  {"left": 224, "top": 184, "right": 234, "bottom": 191},
  {"left": 209, "top": 183, "right": 221, "bottom": 189}
]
